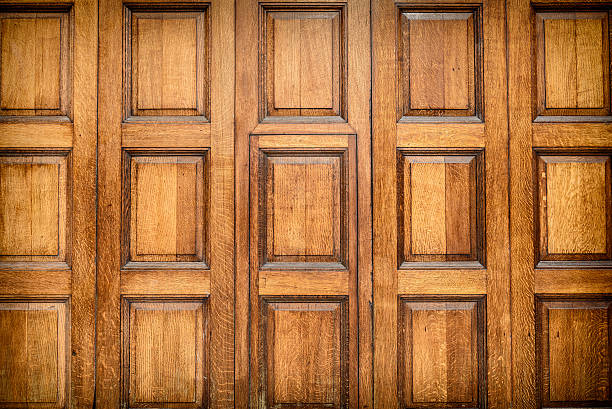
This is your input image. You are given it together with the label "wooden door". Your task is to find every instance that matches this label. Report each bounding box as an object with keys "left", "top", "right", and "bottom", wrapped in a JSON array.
[
  {"left": 235, "top": 0, "right": 371, "bottom": 407},
  {"left": 372, "top": 1, "right": 512, "bottom": 408},
  {"left": 508, "top": 2, "right": 612, "bottom": 408},
  {"left": 96, "top": 0, "right": 234, "bottom": 408},
  {"left": 0, "top": 0, "right": 97, "bottom": 407}
]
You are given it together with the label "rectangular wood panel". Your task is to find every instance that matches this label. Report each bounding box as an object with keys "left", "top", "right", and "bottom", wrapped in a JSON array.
[
  {"left": 397, "top": 151, "right": 484, "bottom": 267},
  {"left": 123, "top": 151, "right": 209, "bottom": 268},
  {"left": 0, "top": 153, "right": 69, "bottom": 265},
  {"left": 259, "top": 297, "right": 348, "bottom": 408},
  {"left": 0, "top": 10, "right": 70, "bottom": 118},
  {"left": 399, "top": 297, "right": 485, "bottom": 408},
  {"left": 125, "top": 6, "right": 208, "bottom": 120},
  {"left": 122, "top": 298, "right": 208, "bottom": 409},
  {"left": 0, "top": 300, "right": 68, "bottom": 409},
  {"left": 537, "top": 297, "right": 612, "bottom": 407}
]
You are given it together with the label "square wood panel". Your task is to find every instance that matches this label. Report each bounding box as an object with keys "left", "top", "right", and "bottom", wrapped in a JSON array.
[
  {"left": 535, "top": 11, "right": 611, "bottom": 120},
  {"left": 259, "top": 297, "right": 348, "bottom": 408},
  {"left": 255, "top": 148, "right": 350, "bottom": 270},
  {"left": 0, "top": 9, "right": 71, "bottom": 118},
  {"left": 537, "top": 296, "right": 612, "bottom": 407},
  {"left": 536, "top": 152, "right": 612, "bottom": 267},
  {"left": 0, "top": 152, "right": 69, "bottom": 266},
  {"left": 261, "top": 5, "right": 346, "bottom": 120},
  {"left": 398, "top": 8, "right": 482, "bottom": 121},
  {"left": 397, "top": 150, "right": 485, "bottom": 268},
  {"left": 121, "top": 297, "right": 208, "bottom": 409},
  {"left": 123, "top": 151, "right": 209, "bottom": 268},
  {"left": 399, "top": 296, "right": 486, "bottom": 409},
  {"left": 124, "top": 5, "right": 208, "bottom": 121},
  {"left": 0, "top": 300, "right": 69, "bottom": 409}
]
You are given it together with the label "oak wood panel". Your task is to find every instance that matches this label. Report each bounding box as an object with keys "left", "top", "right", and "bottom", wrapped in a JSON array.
[
  {"left": 399, "top": 9, "right": 481, "bottom": 120},
  {"left": 536, "top": 12, "right": 611, "bottom": 119},
  {"left": 0, "top": 9, "right": 71, "bottom": 118},
  {"left": 0, "top": 270, "right": 71, "bottom": 295},
  {"left": 532, "top": 122, "right": 612, "bottom": 147},
  {"left": 123, "top": 151, "right": 209, "bottom": 267},
  {"left": 397, "top": 151, "right": 484, "bottom": 267},
  {"left": 125, "top": 6, "right": 208, "bottom": 120},
  {"left": 397, "top": 123, "right": 485, "bottom": 148},
  {"left": 121, "top": 123, "right": 211, "bottom": 148},
  {"left": 122, "top": 298, "right": 208, "bottom": 408},
  {"left": 120, "top": 270, "right": 211, "bottom": 295},
  {"left": 0, "top": 300, "right": 68, "bottom": 409},
  {"left": 398, "top": 270, "right": 487, "bottom": 295},
  {"left": 399, "top": 297, "right": 485, "bottom": 408},
  {"left": 0, "top": 123, "right": 73, "bottom": 148},
  {"left": 535, "top": 269, "right": 612, "bottom": 293},
  {"left": 259, "top": 270, "right": 349, "bottom": 295},
  {"left": 536, "top": 153, "right": 612, "bottom": 265},
  {"left": 259, "top": 298, "right": 348, "bottom": 408},
  {"left": 252, "top": 122, "right": 356, "bottom": 136},
  {"left": 262, "top": 5, "right": 346, "bottom": 119},
  {"left": 0, "top": 153, "right": 69, "bottom": 265},
  {"left": 537, "top": 297, "right": 612, "bottom": 407}
]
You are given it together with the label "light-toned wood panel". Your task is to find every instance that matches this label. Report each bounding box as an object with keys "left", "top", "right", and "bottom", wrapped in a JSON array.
[
  {"left": 262, "top": 299, "right": 346, "bottom": 407},
  {"left": 299, "top": 17, "right": 333, "bottom": 109},
  {"left": 532, "top": 123, "right": 612, "bottom": 147},
  {"left": 446, "top": 163, "right": 471, "bottom": 254},
  {"left": 397, "top": 123, "right": 485, "bottom": 148},
  {"left": 259, "top": 270, "right": 349, "bottom": 295},
  {"left": 535, "top": 269, "right": 612, "bottom": 293},
  {"left": 0, "top": 154, "right": 68, "bottom": 263},
  {"left": 0, "top": 270, "right": 71, "bottom": 294},
  {"left": 399, "top": 298, "right": 483, "bottom": 407},
  {"left": 124, "top": 299, "right": 206, "bottom": 407},
  {"left": 257, "top": 133, "right": 350, "bottom": 148},
  {"left": 398, "top": 270, "right": 487, "bottom": 295},
  {"left": 253, "top": 122, "right": 355, "bottom": 135},
  {"left": 538, "top": 299, "right": 611, "bottom": 405},
  {"left": 0, "top": 301, "right": 67, "bottom": 407},
  {"left": 121, "top": 123, "right": 211, "bottom": 147},
  {"left": 273, "top": 15, "right": 300, "bottom": 109},
  {"left": 0, "top": 17, "right": 60, "bottom": 110},
  {"left": 411, "top": 161, "right": 447, "bottom": 254},
  {"left": 0, "top": 123, "right": 73, "bottom": 148},
  {"left": 121, "top": 270, "right": 210, "bottom": 295}
]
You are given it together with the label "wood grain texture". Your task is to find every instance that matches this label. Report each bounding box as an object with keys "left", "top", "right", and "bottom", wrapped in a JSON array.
[
  {"left": 0, "top": 301, "right": 68, "bottom": 408},
  {"left": 0, "top": 123, "right": 73, "bottom": 148},
  {"left": 0, "top": 153, "right": 68, "bottom": 265},
  {"left": 0, "top": 11, "right": 71, "bottom": 118},
  {"left": 537, "top": 298, "right": 612, "bottom": 406},
  {"left": 123, "top": 299, "right": 207, "bottom": 408},
  {"left": 399, "top": 298, "right": 484, "bottom": 407},
  {"left": 260, "top": 298, "right": 348, "bottom": 408}
]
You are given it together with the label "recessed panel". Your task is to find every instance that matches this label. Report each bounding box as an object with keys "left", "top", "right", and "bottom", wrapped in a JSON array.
[
  {"left": 0, "top": 300, "right": 68, "bottom": 408},
  {"left": 0, "top": 153, "right": 69, "bottom": 264},
  {"left": 124, "top": 151, "right": 208, "bottom": 267},
  {"left": 536, "top": 12, "right": 610, "bottom": 118},
  {"left": 537, "top": 153, "right": 611, "bottom": 265},
  {"left": 0, "top": 11, "right": 70, "bottom": 117},
  {"left": 397, "top": 151, "right": 484, "bottom": 267},
  {"left": 399, "top": 297, "right": 485, "bottom": 408},
  {"left": 122, "top": 298, "right": 208, "bottom": 409},
  {"left": 126, "top": 7, "right": 208, "bottom": 119},
  {"left": 263, "top": 6, "right": 345, "bottom": 119},
  {"left": 537, "top": 297, "right": 611, "bottom": 407},
  {"left": 399, "top": 10, "right": 480, "bottom": 120},
  {"left": 257, "top": 150, "right": 348, "bottom": 269},
  {"left": 260, "top": 297, "right": 348, "bottom": 408}
]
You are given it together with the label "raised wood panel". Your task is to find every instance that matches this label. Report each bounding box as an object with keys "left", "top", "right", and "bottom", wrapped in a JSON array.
[
  {"left": 536, "top": 153, "right": 612, "bottom": 266},
  {"left": 122, "top": 298, "right": 208, "bottom": 409},
  {"left": 262, "top": 6, "right": 345, "bottom": 119},
  {"left": 125, "top": 7, "right": 208, "bottom": 120},
  {"left": 536, "top": 12, "right": 611, "bottom": 118},
  {"left": 0, "top": 153, "right": 69, "bottom": 265},
  {"left": 0, "top": 300, "right": 68, "bottom": 408},
  {"left": 399, "top": 9, "right": 481, "bottom": 120},
  {"left": 537, "top": 297, "right": 612, "bottom": 407},
  {"left": 123, "top": 151, "right": 209, "bottom": 268},
  {"left": 259, "top": 297, "right": 348, "bottom": 408},
  {"left": 256, "top": 149, "right": 348, "bottom": 269},
  {"left": 0, "top": 10, "right": 71, "bottom": 118},
  {"left": 397, "top": 150, "right": 484, "bottom": 268},
  {"left": 399, "top": 297, "right": 485, "bottom": 408}
]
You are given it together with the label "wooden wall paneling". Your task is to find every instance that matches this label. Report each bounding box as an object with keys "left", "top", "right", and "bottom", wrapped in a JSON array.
[
  {"left": 0, "top": 0, "right": 97, "bottom": 405},
  {"left": 97, "top": 0, "right": 233, "bottom": 407},
  {"left": 236, "top": 0, "right": 371, "bottom": 406}
]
